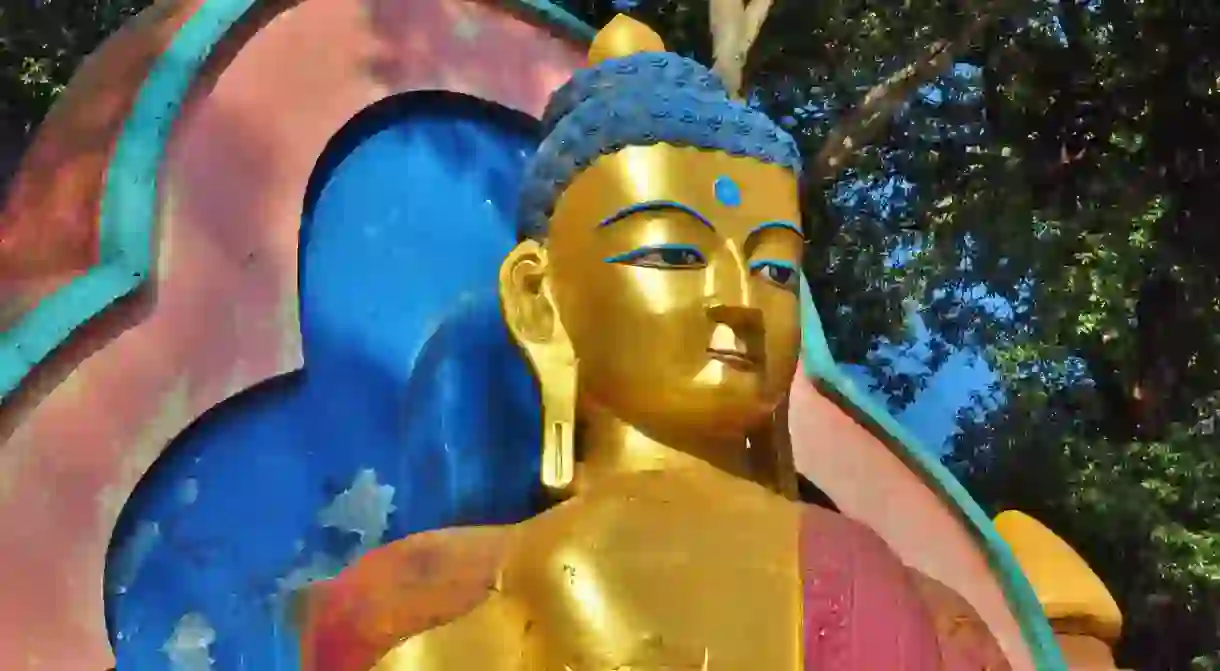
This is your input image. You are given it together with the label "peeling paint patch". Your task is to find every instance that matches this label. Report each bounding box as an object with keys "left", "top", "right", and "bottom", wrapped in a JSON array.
[
  {"left": 177, "top": 477, "right": 198, "bottom": 506},
  {"left": 316, "top": 468, "right": 395, "bottom": 554},
  {"left": 453, "top": 14, "right": 482, "bottom": 42},
  {"left": 274, "top": 469, "right": 398, "bottom": 602},
  {"left": 162, "top": 612, "right": 215, "bottom": 671},
  {"left": 107, "top": 521, "right": 161, "bottom": 596},
  {"left": 278, "top": 285, "right": 303, "bottom": 373},
  {"left": 276, "top": 551, "right": 346, "bottom": 594},
  {"left": 97, "top": 378, "right": 193, "bottom": 532}
]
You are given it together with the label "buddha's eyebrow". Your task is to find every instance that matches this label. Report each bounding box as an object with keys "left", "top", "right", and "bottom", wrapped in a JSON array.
[
  {"left": 748, "top": 220, "right": 804, "bottom": 241},
  {"left": 597, "top": 200, "right": 715, "bottom": 230}
]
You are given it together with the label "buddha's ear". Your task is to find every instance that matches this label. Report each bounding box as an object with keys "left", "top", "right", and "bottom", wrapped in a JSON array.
[
  {"left": 500, "top": 239, "right": 561, "bottom": 346},
  {"left": 499, "top": 239, "right": 577, "bottom": 497}
]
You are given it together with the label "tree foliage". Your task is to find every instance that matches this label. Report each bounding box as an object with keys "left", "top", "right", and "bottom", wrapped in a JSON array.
[
  {"left": 4, "top": 0, "right": 1220, "bottom": 667},
  {"left": 937, "top": 2, "right": 1220, "bottom": 666},
  {"left": 0, "top": 0, "right": 149, "bottom": 138}
]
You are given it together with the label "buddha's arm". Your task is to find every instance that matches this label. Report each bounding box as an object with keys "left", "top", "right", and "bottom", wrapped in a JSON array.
[
  {"left": 798, "top": 505, "right": 943, "bottom": 669},
  {"left": 294, "top": 525, "right": 522, "bottom": 671},
  {"left": 370, "top": 593, "right": 526, "bottom": 670}
]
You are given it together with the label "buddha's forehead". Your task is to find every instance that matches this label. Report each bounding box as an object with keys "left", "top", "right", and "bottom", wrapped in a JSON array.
[{"left": 550, "top": 144, "right": 801, "bottom": 239}]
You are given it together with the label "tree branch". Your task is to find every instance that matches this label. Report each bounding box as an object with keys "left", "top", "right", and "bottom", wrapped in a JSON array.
[
  {"left": 739, "top": 0, "right": 774, "bottom": 59},
  {"left": 812, "top": 1, "right": 1009, "bottom": 180},
  {"left": 709, "top": 0, "right": 745, "bottom": 98},
  {"left": 710, "top": 0, "right": 774, "bottom": 99}
]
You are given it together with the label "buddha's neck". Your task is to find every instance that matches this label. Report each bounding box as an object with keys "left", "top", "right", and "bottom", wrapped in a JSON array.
[{"left": 575, "top": 404, "right": 757, "bottom": 489}]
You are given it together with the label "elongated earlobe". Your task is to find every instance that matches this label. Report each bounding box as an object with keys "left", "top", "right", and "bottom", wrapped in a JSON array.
[{"left": 499, "top": 240, "right": 577, "bottom": 498}]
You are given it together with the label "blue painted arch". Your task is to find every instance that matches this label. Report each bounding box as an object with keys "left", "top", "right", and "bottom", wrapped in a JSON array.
[{"left": 106, "top": 90, "right": 547, "bottom": 669}]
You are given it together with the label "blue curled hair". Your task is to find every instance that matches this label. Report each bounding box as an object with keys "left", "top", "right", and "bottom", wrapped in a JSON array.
[{"left": 517, "top": 51, "right": 804, "bottom": 240}]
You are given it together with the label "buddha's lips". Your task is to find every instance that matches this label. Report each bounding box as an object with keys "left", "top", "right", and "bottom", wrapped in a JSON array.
[{"left": 707, "top": 348, "right": 758, "bottom": 369}]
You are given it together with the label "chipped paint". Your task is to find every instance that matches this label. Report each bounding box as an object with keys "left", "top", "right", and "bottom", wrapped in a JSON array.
[
  {"left": 277, "top": 552, "right": 347, "bottom": 595},
  {"left": 278, "top": 288, "right": 303, "bottom": 373},
  {"left": 158, "top": 183, "right": 180, "bottom": 277},
  {"left": 108, "top": 521, "right": 161, "bottom": 597},
  {"left": 317, "top": 469, "right": 396, "bottom": 554},
  {"left": 96, "top": 378, "right": 192, "bottom": 533},
  {"left": 453, "top": 14, "right": 482, "bottom": 42},
  {"left": 163, "top": 613, "right": 216, "bottom": 671},
  {"left": 177, "top": 478, "right": 199, "bottom": 505},
  {"left": 275, "top": 470, "right": 398, "bottom": 599}
]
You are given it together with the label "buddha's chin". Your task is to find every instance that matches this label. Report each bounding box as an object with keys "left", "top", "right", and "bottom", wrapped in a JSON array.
[
  {"left": 592, "top": 362, "right": 785, "bottom": 430},
  {"left": 681, "top": 379, "right": 781, "bottom": 425},
  {"left": 695, "top": 360, "right": 789, "bottom": 405}
]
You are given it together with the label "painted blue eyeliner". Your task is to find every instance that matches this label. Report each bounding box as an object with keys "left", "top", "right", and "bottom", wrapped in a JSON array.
[
  {"left": 604, "top": 243, "right": 706, "bottom": 265},
  {"left": 748, "top": 259, "right": 799, "bottom": 273},
  {"left": 598, "top": 200, "right": 715, "bottom": 230},
  {"left": 750, "top": 258, "right": 800, "bottom": 290},
  {"left": 749, "top": 220, "right": 803, "bottom": 238}
]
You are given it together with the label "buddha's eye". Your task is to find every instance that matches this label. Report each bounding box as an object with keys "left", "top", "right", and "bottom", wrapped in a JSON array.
[
  {"left": 604, "top": 245, "right": 707, "bottom": 269},
  {"left": 751, "top": 260, "right": 800, "bottom": 292}
]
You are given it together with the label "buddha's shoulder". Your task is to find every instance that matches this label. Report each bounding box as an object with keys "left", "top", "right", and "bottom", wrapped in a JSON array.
[{"left": 295, "top": 525, "right": 514, "bottom": 671}]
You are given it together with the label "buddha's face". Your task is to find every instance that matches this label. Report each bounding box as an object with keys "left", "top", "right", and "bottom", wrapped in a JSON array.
[{"left": 544, "top": 144, "right": 803, "bottom": 437}]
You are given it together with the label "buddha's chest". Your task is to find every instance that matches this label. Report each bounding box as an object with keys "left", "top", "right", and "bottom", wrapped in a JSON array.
[{"left": 500, "top": 475, "right": 805, "bottom": 669}]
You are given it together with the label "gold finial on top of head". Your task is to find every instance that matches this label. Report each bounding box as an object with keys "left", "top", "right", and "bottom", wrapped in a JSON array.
[{"left": 587, "top": 14, "right": 666, "bottom": 65}]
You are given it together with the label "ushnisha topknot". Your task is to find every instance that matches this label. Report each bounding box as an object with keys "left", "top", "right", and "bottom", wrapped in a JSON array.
[{"left": 516, "top": 14, "right": 803, "bottom": 241}]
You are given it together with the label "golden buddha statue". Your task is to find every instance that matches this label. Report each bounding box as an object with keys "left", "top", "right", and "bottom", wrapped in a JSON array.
[{"left": 292, "top": 15, "right": 1023, "bottom": 670}]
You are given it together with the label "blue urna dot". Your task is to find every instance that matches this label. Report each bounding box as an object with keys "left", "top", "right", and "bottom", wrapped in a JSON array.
[{"left": 714, "top": 175, "right": 742, "bottom": 208}]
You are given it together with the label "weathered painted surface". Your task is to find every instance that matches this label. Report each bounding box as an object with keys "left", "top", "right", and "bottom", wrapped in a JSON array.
[
  {"left": 788, "top": 375, "right": 1036, "bottom": 670},
  {"left": 0, "top": 0, "right": 209, "bottom": 401},
  {"left": 0, "top": 0, "right": 581, "bottom": 668},
  {"left": 0, "top": 0, "right": 203, "bottom": 282}
]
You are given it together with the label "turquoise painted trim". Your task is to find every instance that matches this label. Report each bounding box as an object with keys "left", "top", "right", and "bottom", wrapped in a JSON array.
[
  {"left": 0, "top": 265, "right": 140, "bottom": 395},
  {"left": 0, "top": 0, "right": 258, "bottom": 400},
  {"left": 798, "top": 276, "right": 1067, "bottom": 670},
  {"left": 505, "top": 0, "right": 597, "bottom": 41},
  {"left": 0, "top": 1, "right": 1064, "bottom": 667}
]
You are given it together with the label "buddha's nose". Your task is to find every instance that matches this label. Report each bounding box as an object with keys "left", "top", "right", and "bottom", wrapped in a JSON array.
[
  {"left": 706, "top": 303, "right": 766, "bottom": 361},
  {"left": 705, "top": 245, "right": 755, "bottom": 309},
  {"left": 706, "top": 304, "right": 764, "bottom": 334}
]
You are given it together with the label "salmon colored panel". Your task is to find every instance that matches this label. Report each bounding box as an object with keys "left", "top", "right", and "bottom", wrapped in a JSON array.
[
  {"left": 789, "top": 374, "right": 1036, "bottom": 671},
  {"left": 299, "top": 526, "right": 509, "bottom": 671},
  {"left": 0, "top": 0, "right": 206, "bottom": 283},
  {"left": 0, "top": 0, "right": 582, "bottom": 668}
]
